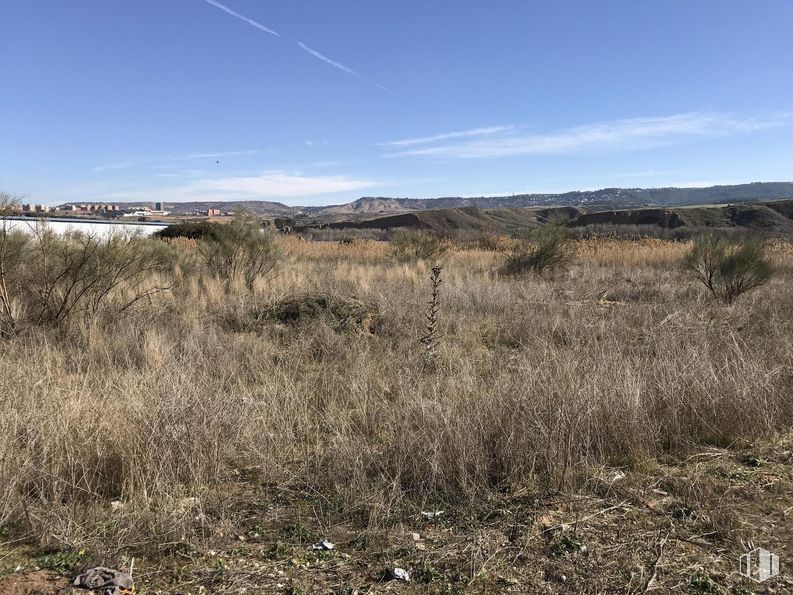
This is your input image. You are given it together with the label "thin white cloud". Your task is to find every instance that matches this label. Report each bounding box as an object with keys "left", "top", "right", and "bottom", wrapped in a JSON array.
[
  {"left": 297, "top": 42, "right": 361, "bottom": 77},
  {"left": 93, "top": 161, "right": 135, "bottom": 173},
  {"left": 387, "top": 112, "right": 792, "bottom": 159},
  {"left": 660, "top": 179, "right": 748, "bottom": 188},
  {"left": 101, "top": 171, "right": 379, "bottom": 202},
  {"left": 180, "top": 149, "right": 260, "bottom": 160},
  {"left": 201, "top": 0, "right": 279, "bottom": 37},
  {"left": 382, "top": 125, "right": 515, "bottom": 147}
]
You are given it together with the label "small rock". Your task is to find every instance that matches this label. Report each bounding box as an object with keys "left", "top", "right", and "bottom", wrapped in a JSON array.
[{"left": 410, "top": 533, "right": 421, "bottom": 542}]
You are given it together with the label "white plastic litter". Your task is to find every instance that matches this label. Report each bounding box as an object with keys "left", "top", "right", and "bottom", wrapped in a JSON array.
[
  {"left": 312, "top": 539, "right": 335, "bottom": 551},
  {"left": 392, "top": 567, "right": 410, "bottom": 582},
  {"left": 420, "top": 510, "right": 444, "bottom": 519}
]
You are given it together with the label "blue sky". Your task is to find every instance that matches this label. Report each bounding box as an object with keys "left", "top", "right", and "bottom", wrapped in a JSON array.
[{"left": 2, "top": 1, "right": 792, "bottom": 206}]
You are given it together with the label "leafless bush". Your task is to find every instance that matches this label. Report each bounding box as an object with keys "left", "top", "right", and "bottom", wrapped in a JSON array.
[{"left": 0, "top": 224, "right": 176, "bottom": 331}]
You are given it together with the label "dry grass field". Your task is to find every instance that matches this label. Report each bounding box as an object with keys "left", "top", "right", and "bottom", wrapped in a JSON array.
[{"left": 0, "top": 234, "right": 792, "bottom": 593}]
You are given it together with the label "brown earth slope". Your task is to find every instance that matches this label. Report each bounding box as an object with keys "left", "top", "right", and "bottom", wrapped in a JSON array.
[{"left": 318, "top": 199, "right": 793, "bottom": 236}]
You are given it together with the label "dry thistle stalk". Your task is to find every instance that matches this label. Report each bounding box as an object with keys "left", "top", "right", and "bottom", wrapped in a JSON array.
[{"left": 420, "top": 265, "right": 443, "bottom": 362}]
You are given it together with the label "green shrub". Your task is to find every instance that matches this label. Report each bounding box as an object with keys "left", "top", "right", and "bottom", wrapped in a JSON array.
[
  {"left": 390, "top": 229, "right": 449, "bottom": 263},
  {"left": 155, "top": 221, "right": 224, "bottom": 240},
  {"left": 198, "top": 215, "right": 280, "bottom": 290},
  {"left": 684, "top": 234, "right": 772, "bottom": 304},
  {"left": 500, "top": 224, "right": 573, "bottom": 276}
]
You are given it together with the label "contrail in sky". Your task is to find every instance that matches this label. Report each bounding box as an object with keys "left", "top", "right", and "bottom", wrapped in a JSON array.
[
  {"left": 201, "top": 0, "right": 280, "bottom": 37},
  {"left": 297, "top": 42, "right": 362, "bottom": 77},
  {"left": 199, "top": 1, "right": 388, "bottom": 90}
]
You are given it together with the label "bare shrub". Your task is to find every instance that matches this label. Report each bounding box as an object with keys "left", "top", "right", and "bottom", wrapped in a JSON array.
[
  {"left": 198, "top": 215, "right": 280, "bottom": 290},
  {"left": 500, "top": 223, "right": 573, "bottom": 276},
  {"left": 390, "top": 229, "right": 449, "bottom": 262},
  {"left": 684, "top": 234, "right": 772, "bottom": 304},
  {"left": 0, "top": 225, "right": 175, "bottom": 330},
  {"left": 0, "top": 191, "right": 21, "bottom": 215}
]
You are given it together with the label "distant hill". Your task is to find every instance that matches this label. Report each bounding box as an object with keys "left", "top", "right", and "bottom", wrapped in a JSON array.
[
  {"left": 57, "top": 182, "right": 793, "bottom": 219},
  {"left": 309, "top": 182, "right": 793, "bottom": 219},
  {"left": 324, "top": 206, "right": 586, "bottom": 234},
  {"left": 319, "top": 199, "right": 793, "bottom": 236}
]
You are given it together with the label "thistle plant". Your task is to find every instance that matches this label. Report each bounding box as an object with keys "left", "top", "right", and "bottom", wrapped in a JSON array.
[{"left": 420, "top": 265, "right": 443, "bottom": 363}]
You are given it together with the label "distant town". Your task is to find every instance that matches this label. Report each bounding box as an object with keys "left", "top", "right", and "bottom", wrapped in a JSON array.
[{"left": 8, "top": 202, "right": 231, "bottom": 219}]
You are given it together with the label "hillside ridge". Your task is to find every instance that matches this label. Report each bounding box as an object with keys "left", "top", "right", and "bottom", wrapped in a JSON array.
[{"left": 58, "top": 182, "right": 793, "bottom": 218}]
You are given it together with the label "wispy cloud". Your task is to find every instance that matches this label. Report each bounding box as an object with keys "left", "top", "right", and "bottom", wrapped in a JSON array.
[
  {"left": 298, "top": 42, "right": 361, "bottom": 77},
  {"left": 382, "top": 125, "right": 515, "bottom": 147},
  {"left": 387, "top": 112, "right": 792, "bottom": 159},
  {"left": 180, "top": 149, "right": 260, "bottom": 160},
  {"left": 201, "top": 0, "right": 279, "bottom": 36},
  {"left": 101, "top": 171, "right": 378, "bottom": 203},
  {"left": 92, "top": 161, "right": 135, "bottom": 173}
]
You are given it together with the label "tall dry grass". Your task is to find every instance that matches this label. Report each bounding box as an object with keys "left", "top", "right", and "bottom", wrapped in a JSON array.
[{"left": 0, "top": 235, "right": 791, "bottom": 552}]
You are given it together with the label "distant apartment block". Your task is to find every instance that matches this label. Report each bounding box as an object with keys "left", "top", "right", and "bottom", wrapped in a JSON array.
[
  {"left": 22, "top": 203, "right": 51, "bottom": 212},
  {"left": 60, "top": 203, "right": 119, "bottom": 212}
]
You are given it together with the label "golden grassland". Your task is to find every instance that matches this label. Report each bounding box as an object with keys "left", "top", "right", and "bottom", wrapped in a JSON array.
[{"left": 0, "top": 236, "right": 792, "bottom": 593}]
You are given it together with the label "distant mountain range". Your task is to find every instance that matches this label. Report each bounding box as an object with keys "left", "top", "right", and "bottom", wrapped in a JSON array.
[
  {"left": 60, "top": 182, "right": 793, "bottom": 219},
  {"left": 324, "top": 199, "right": 793, "bottom": 236},
  {"left": 308, "top": 182, "right": 793, "bottom": 219}
]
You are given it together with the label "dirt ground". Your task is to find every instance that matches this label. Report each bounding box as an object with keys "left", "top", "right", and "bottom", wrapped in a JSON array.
[
  {"left": 1, "top": 435, "right": 791, "bottom": 594},
  {"left": 0, "top": 571, "right": 71, "bottom": 595}
]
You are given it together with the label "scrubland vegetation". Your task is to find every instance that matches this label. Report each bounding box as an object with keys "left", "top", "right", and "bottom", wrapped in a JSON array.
[{"left": 0, "top": 213, "right": 791, "bottom": 592}]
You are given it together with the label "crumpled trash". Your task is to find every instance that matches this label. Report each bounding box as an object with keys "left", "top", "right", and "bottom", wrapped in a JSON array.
[
  {"left": 392, "top": 567, "right": 410, "bottom": 582},
  {"left": 73, "top": 566, "right": 134, "bottom": 595},
  {"left": 420, "top": 510, "right": 444, "bottom": 520},
  {"left": 311, "top": 539, "right": 335, "bottom": 551},
  {"left": 110, "top": 500, "right": 125, "bottom": 512}
]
